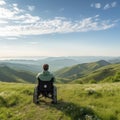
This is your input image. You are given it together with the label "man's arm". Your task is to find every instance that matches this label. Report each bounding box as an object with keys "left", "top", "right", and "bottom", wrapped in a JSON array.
[
  {"left": 36, "top": 73, "right": 41, "bottom": 85},
  {"left": 51, "top": 76, "right": 55, "bottom": 82}
]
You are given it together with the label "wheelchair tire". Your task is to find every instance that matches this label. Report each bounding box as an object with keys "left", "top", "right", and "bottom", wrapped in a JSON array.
[
  {"left": 53, "top": 86, "right": 57, "bottom": 104},
  {"left": 33, "top": 87, "right": 39, "bottom": 104}
]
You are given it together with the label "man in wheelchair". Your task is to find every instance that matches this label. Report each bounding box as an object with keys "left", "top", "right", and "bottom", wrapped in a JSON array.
[{"left": 33, "top": 64, "right": 57, "bottom": 104}]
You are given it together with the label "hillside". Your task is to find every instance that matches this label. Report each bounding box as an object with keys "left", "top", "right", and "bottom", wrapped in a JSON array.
[
  {"left": 108, "top": 57, "right": 120, "bottom": 63},
  {"left": 1, "top": 59, "right": 120, "bottom": 84},
  {"left": 0, "top": 82, "right": 120, "bottom": 120},
  {"left": 74, "top": 63, "right": 120, "bottom": 83},
  {"left": 0, "top": 65, "right": 64, "bottom": 84},
  {"left": 55, "top": 60, "right": 110, "bottom": 81},
  {"left": 0, "top": 62, "right": 42, "bottom": 73},
  {"left": 0, "top": 66, "right": 35, "bottom": 83},
  {"left": 0, "top": 56, "right": 113, "bottom": 72}
]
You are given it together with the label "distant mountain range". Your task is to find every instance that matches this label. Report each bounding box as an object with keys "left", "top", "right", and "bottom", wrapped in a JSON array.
[
  {"left": 0, "top": 56, "right": 116, "bottom": 72},
  {"left": 0, "top": 56, "right": 120, "bottom": 84},
  {"left": 108, "top": 57, "right": 120, "bottom": 63}
]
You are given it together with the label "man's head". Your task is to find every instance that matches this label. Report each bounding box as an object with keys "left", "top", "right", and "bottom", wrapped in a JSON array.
[{"left": 43, "top": 64, "right": 49, "bottom": 71}]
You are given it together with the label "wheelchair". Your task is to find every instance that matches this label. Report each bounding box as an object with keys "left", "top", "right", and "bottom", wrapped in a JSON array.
[{"left": 33, "top": 80, "right": 57, "bottom": 104}]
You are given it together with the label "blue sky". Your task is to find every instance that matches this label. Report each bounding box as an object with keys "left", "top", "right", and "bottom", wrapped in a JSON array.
[{"left": 0, "top": 0, "right": 120, "bottom": 57}]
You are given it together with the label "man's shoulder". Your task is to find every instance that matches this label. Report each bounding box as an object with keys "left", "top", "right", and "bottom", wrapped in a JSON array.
[
  {"left": 48, "top": 71, "right": 54, "bottom": 77},
  {"left": 36, "top": 71, "right": 55, "bottom": 78},
  {"left": 36, "top": 72, "right": 42, "bottom": 78}
]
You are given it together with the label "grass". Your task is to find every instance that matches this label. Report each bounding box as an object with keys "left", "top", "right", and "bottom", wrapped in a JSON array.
[{"left": 0, "top": 82, "right": 120, "bottom": 120}]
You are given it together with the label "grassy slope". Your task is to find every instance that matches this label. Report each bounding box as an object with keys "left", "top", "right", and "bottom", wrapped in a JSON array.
[
  {"left": 0, "top": 62, "right": 41, "bottom": 73},
  {"left": 55, "top": 60, "right": 110, "bottom": 82},
  {"left": 0, "top": 82, "right": 120, "bottom": 120},
  {"left": 55, "top": 60, "right": 120, "bottom": 84},
  {"left": 0, "top": 66, "right": 35, "bottom": 83},
  {"left": 74, "top": 63, "right": 120, "bottom": 83}
]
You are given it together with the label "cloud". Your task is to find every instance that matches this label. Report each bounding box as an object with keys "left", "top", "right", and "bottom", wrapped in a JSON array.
[
  {"left": 91, "top": 3, "right": 101, "bottom": 9},
  {"left": 104, "top": 1, "right": 117, "bottom": 10},
  {"left": 0, "top": 20, "right": 8, "bottom": 23},
  {"left": 27, "top": 5, "right": 35, "bottom": 11},
  {"left": 0, "top": 0, "right": 118, "bottom": 37},
  {"left": 29, "top": 42, "right": 39, "bottom": 45},
  {"left": 0, "top": 4, "right": 24, "bottom": 20},
  {"left": 111, "top": 2, "right": 117, "bottom": 7},
  {"left": 91, "top": 1, "right": 117, "bottom": 10},
  {"left": 20, "top": 14, "right": 40, "bottom": 23},
  {"left": 0, "top": 15, "right": 117, "bottom": 37},
  {"left": 5, "top": 37, "right": 18, "bottom": 40},
  {"left": 104, "top": 4, "right": 111, "bottom": 10},
  {"left": 0, "top": 0, "right": 6, "bottom": 5},
  {"left": 0, "top": 3, "right": 39, "bottom": 24},
  {"left": 95, "top": 3, "right": 101, "bottom": 9}
]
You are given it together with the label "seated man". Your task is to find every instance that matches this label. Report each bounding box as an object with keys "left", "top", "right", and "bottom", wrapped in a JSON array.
[
  {"left": 36, "top": 64, "right": 55, "bottom": 84},
  {"left": 36, "top": 64, "right": 55, "bottom": 103}
]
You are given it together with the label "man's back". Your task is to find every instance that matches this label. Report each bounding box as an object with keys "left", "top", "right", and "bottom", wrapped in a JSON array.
[{"left": 36, "top": 71, "right": 54, "bottom": 81}]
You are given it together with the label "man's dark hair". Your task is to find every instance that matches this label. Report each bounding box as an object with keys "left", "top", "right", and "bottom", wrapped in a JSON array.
[{"left": 43, "top": 64, "right": 49, "bottom": 71}]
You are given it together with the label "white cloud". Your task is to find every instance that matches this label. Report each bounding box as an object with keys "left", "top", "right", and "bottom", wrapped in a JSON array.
[
  {"left": 104, "top": 1, "right": 117, "bottom": 10},
  {"left": 91, "top": 2, "right": 117, "bottom": 10},
  {"left": 0, "top": 15, "right": 117, "bottom": 37},
  {"left": 0, "top": 5, "right": 39, "bottom": 24},
  {"left": 0, "top": 20, "right": 8, "bottom": 23},
  {"left": 0, "top": 1, "right": 118, "bottom": 37},
  {"left": 27, "top": 5, "right": 35, "bottom": 11},
  {"left": 5, "top": 37, "right": 18, "bottom": 40},
  {"left": 95, "top": 3, "right": 101, "bottom": 9},
  {"left": 0, "top": 7, "right": 15, "bottom": 19},
  {"left": 20, "top": 14, "right": 40, "bottom": 23},
  {"left": 12, "top": 3, "right": 24, "bottom": 14},
  {"left": 111, "top": 2, "right": 117, "bottom": 7},
  {"left": 29, "top": 42, "right": 39, "bottom": 45},
  {"left": 91, "top": 3, "right": 101, "bottom": 9},
  {"left": 0, "top": 4, "right": 24, "bottom": 20},
  {"left": 0, "top": 0, "right": 6, "bottom": 5},
  {"left": 104, "top": 4, "right": 111, "bottom": 10}
]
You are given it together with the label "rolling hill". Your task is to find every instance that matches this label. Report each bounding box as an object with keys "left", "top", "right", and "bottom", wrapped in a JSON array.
[
  {"left": 0, "top": 66, "right": 36, "bottom": 83},
  {"left": 1, "top": 59, "right": 120, "bottom": 84},
  {"left": 0, "top": 56, "right": 114, "bottom": 72},
  {"left": 0, "top": 62, "right": 42, "bottom": 73},
  {"left": 74, "top": 63, "right": 120, "bottom": 83},
  {"left": 55, "top": 60, "right": 110, "bottom": 81}
]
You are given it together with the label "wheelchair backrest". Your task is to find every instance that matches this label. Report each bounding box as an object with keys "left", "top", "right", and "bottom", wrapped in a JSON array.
[{"left": 38, "top": 80, "right": 53, "bottom": 91}]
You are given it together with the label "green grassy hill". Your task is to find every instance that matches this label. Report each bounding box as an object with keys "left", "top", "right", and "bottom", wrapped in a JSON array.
[
  {"left": 0, "top": 66, "right": 35, "bottom": 83},
  {"left": 55, "top": 60, "right": 110, "bottom": 82},
  {"left": 1, "top": 60, "right": 120, "bottom": 84},
  {"left": 74, "top": 63, "right": 120, "bottom": 84},
  {"left": 0, "top": 62, "right": 42, "bottom": 73},
  {"left": 0, "top": 82, "right": 120, "bottom": 120}
]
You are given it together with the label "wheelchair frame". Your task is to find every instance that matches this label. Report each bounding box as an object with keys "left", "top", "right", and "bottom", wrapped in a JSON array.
[{"left": 33, "top": 80, "right": 57, "bottom": 104}]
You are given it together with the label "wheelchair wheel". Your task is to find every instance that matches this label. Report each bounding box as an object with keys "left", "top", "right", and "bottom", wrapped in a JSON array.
[
  {"left": 33, "top": 87, "right": 39, "bottom": 104},
  {"left": 53, "top": 86, "right": 57, "bottom": 104}
]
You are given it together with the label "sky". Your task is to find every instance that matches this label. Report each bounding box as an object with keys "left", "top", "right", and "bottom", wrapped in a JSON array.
[{"left": 0, "top": 0, "right": 120, "bottom": 58}]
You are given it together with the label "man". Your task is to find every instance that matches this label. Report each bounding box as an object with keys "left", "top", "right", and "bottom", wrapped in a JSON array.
[
  {"left": 36, "top": 64, "right": 55, "bottom": 83},
  {"left": 36, "top": 64, "right": 56, "bottom": 103}
]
